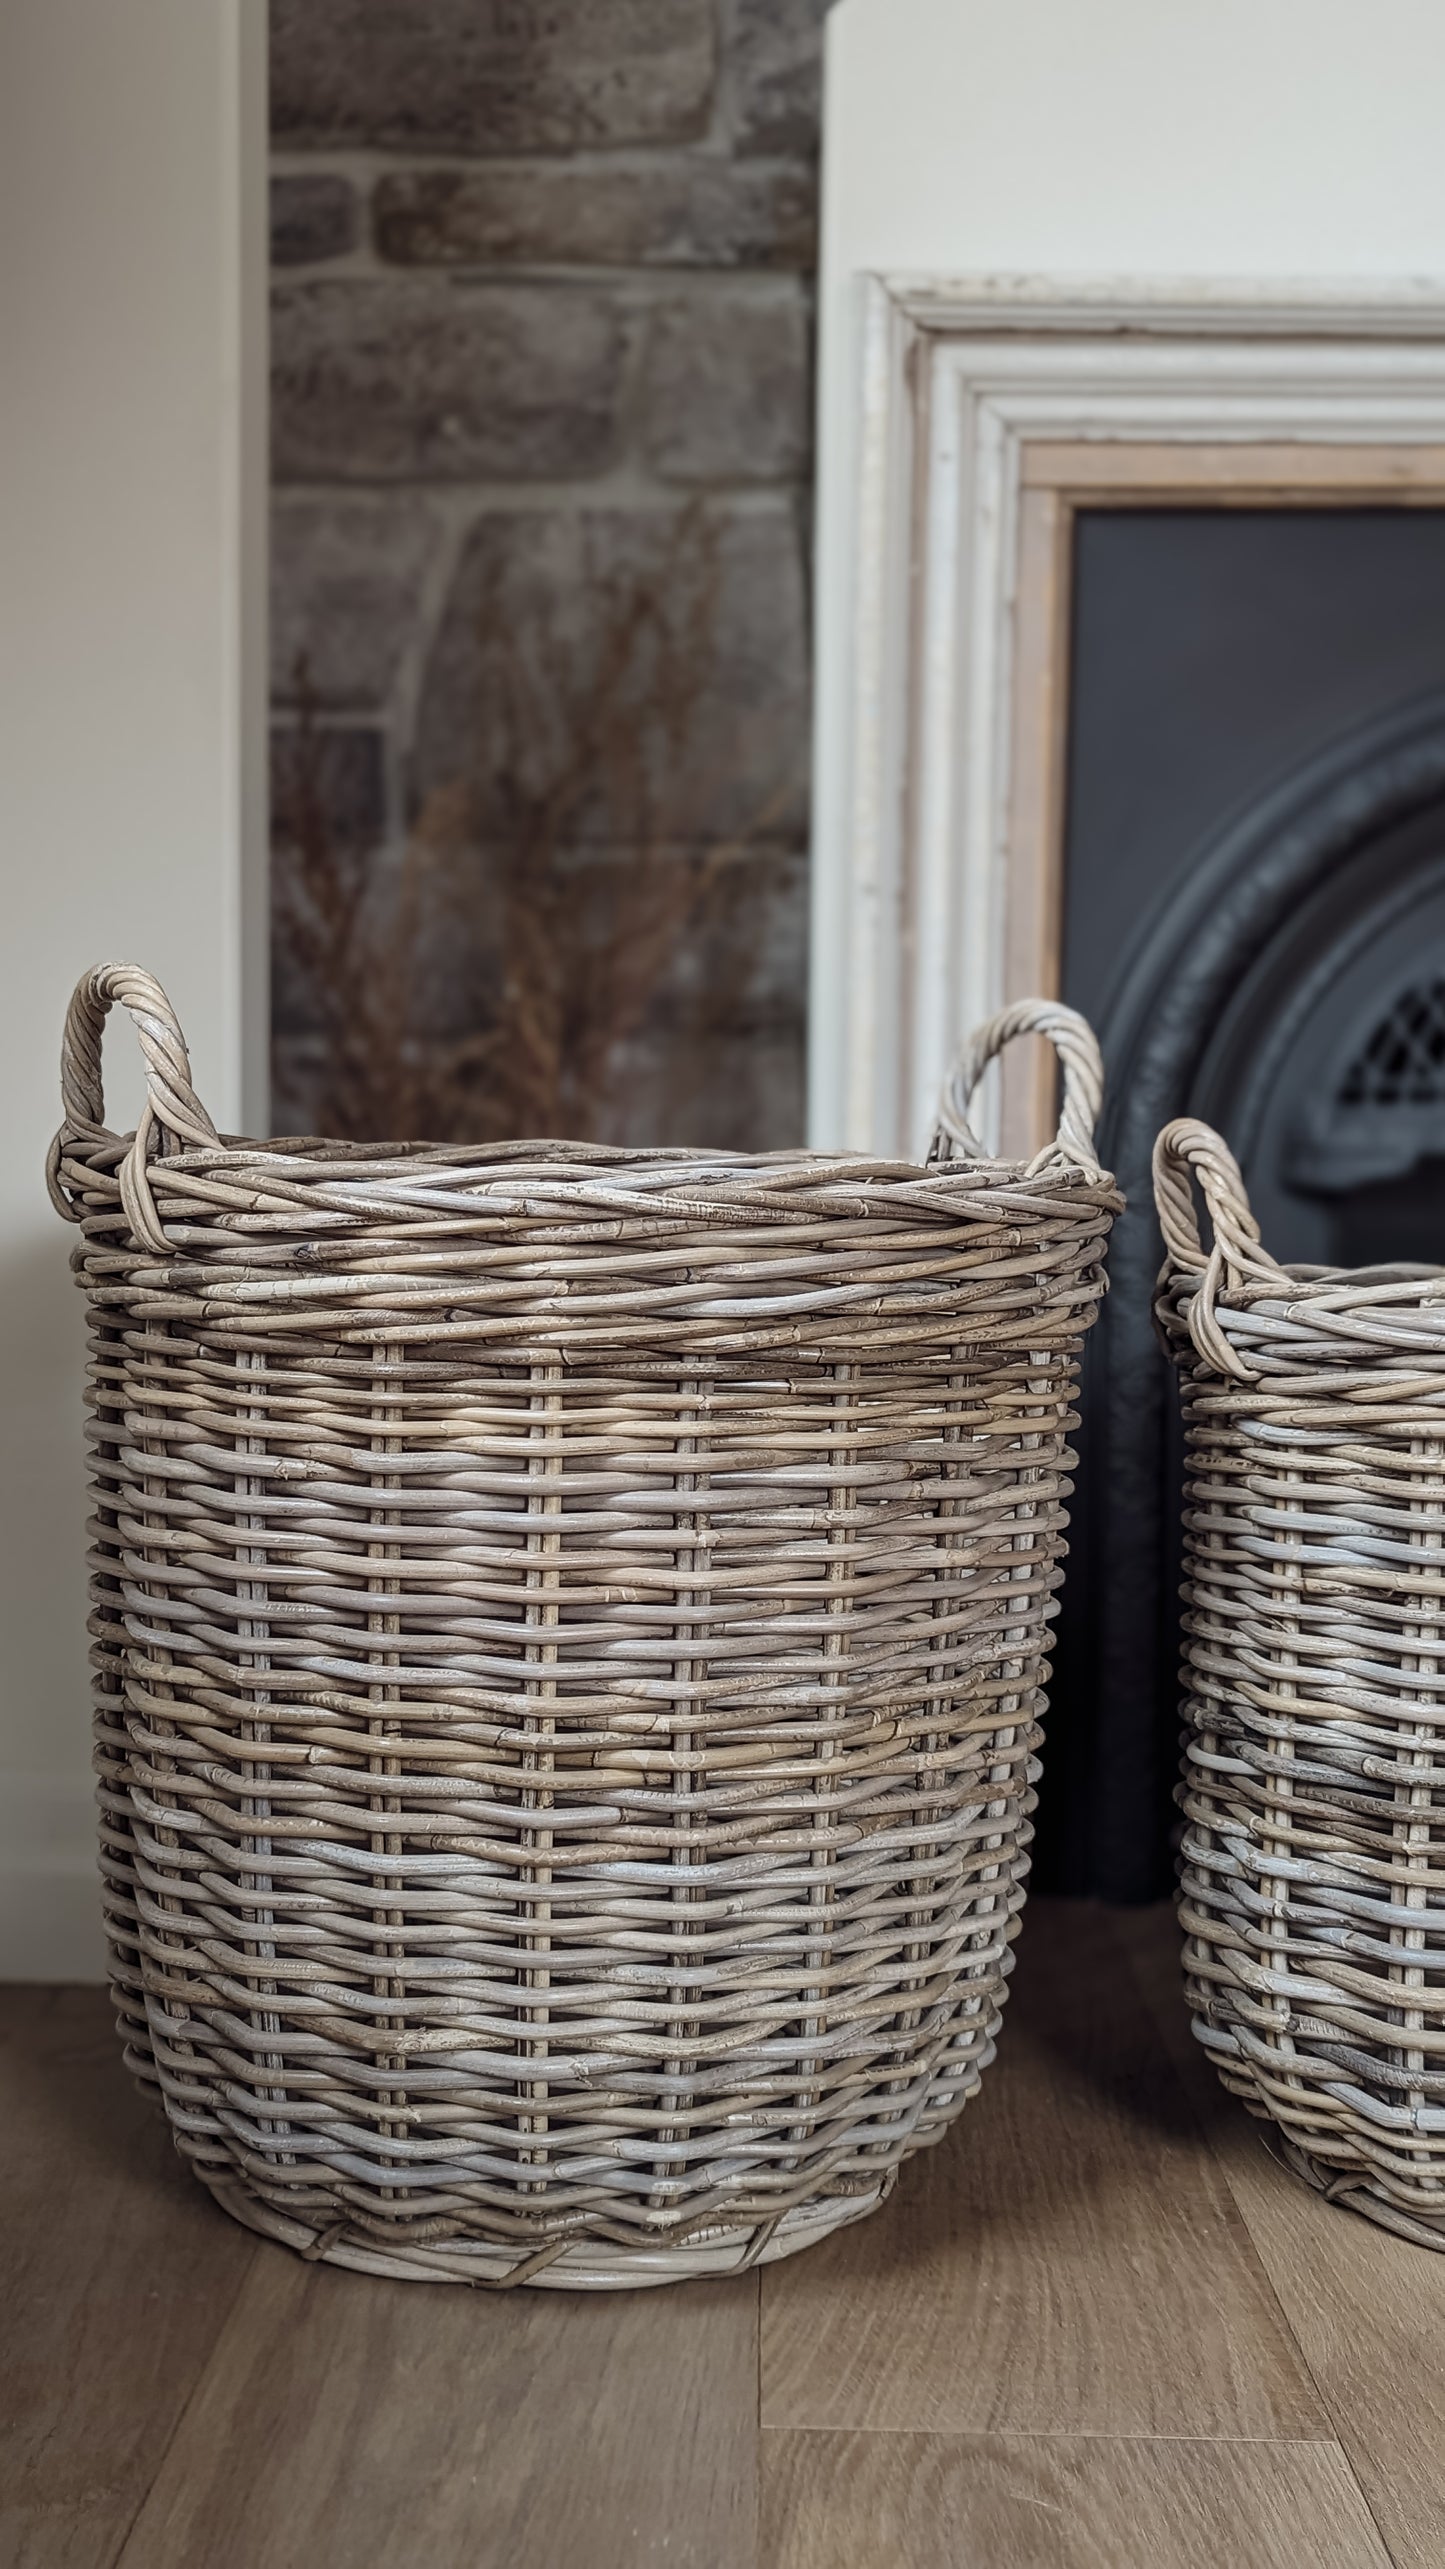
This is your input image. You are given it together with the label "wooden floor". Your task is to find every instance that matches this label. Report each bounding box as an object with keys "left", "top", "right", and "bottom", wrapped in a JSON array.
[{"left": 5, "top": 1901, "right": 1442, "bottom": 2569}]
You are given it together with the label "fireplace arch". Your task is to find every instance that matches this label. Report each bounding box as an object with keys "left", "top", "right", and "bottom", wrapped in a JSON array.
[{"left": 1047, "top": 690, "right": 1445, "bottom": 1898}]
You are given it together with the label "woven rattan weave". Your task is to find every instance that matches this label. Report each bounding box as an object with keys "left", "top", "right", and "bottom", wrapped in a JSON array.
[
  {"left": 1156, "top": 1117, "right": 1445, "bottom": 2248},
  {"left": 49, "top": 964, "right": 1117, "bottom": 2287}
]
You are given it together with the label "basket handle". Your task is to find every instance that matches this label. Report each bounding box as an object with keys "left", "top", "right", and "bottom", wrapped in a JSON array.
[
  {"left": 929, "top": 997, "right": 1105, "bottom": 1173},
  {"left": 1152, "top": 1117, "right": 1283, "bottom": 1381},
  {"left": 47, "top": 963, "right": 219, "bottom": 1251}
]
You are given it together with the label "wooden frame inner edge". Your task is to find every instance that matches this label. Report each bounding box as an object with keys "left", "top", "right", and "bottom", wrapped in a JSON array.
[{"left": 999, "top": 439, "right": 1445, "bottom": 1161}]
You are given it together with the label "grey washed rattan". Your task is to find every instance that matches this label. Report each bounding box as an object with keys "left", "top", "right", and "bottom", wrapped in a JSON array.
[
  {"left": 48, "top": 964, "right": 1117, "bottom": 2288},
  {"left": 1156, "top": 1116, "right": 1445, "bottom": 2248}
]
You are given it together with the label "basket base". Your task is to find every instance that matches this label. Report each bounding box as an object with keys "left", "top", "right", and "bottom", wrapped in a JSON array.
[
  {"left": 198, "top": 2166, "right": 898, "bottom": 2289},
  {"left": 1277, "top": 2136, "right": 1445, "bottom": 2252}
]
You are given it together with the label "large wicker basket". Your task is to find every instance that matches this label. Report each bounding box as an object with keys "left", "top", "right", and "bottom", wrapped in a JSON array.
[
  {"left": 49, "top": 964, "right": 1117, "bottom": 2288},
  {"left": 1156, "top": 1117, "right": 1445, "bottom": 2247}
]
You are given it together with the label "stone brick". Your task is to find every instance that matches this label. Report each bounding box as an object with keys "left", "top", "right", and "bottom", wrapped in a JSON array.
[
  {"left": 277, "top": 1010, "right": 806, "bottom": 1151},
  {"left": 731, "top": 0, "right": 828, "bottom": 158},
  {"left": 640, "top": 291, "right": 810, "bottom": 484},
  {"left": 271, "top": 497, "right": 443, "bottom": 709},
  {"left": 579, "top": 845, "right": 808, "bottom": 1146},
  {"left": 271, "top": 279, "right": 624, "bottom": 482},
  {"left": 413, "top": 504, "right": 810, "bottom": 847},
  {"left": 271, "top": 0, "right": 715, "bottom": 154},
  {"left": 270, "top": 1036, "right": 329, "bottom": 1139},
  {"left": 270, "top": 722, "right": 387, "bottom": 856},
  {"left": 607, "top": 1021, "right": 805, "bottom": 1150},
  {"left": 605, "top": 1022, "right": 804, "bottom": 1146},
  {"left": 650, "top": 844, "right": 807, "bottom": 1023},
  {"left": 270, "top": 723, "right": 388, "bottom": 1039},
  {"left": 373, "top": 162, "right": 816, "bottom": 271},
  {"left": 269, "top": 173, "right": 358, "bottom": 267}
]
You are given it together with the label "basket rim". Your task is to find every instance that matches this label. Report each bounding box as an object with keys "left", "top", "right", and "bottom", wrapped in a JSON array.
[
  {"left": 52, "top": 965, "right": 1119, "bottom": 1252},
  {"left": 55, "top": 1124, "right": 1122, "bottom": 1228},
  {"left": 1158, "top": 1258, "right": 1445, "bottom": 1386},
  {"left": 1160, "top": 1256, "right": 1445, "bottom": 1315}
]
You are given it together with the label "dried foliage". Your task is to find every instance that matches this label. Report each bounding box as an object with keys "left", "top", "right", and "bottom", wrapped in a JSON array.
[{"left": 273, "top": 510, "right": 790, "bottom": 1144}]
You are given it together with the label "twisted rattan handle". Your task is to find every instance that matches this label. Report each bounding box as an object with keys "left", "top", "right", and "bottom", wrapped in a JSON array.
[
  {"left": 1153, "top": 1117, "right": 1283, "bottom": 1382},
  {"left": 47, "top": 963, "right": 218, "bottom": 1251},
  {"left": 930, "top": 998, "right": 1105, "bottom": 1173}
]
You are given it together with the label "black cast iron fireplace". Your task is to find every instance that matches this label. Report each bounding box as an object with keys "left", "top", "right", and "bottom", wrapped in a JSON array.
[{"left": 1040, "top": 508, "right": 1445, "bottom": 1899}]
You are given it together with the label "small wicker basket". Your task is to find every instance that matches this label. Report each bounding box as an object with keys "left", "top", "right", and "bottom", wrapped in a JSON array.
[
  {"left": 50, "top": 964, "right": 1117, "bottom": 2288},
  {"left": 1156, "top": 1117, "right": 1445, "bottom": 2248}
]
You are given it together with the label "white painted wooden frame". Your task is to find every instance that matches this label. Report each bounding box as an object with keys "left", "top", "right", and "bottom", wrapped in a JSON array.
[{"left": 810, "top": 276, "right": 1445, "bottom": 1160}]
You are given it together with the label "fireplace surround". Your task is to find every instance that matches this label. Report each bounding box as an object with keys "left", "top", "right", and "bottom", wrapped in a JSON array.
[{"left": 812, "top": 277, "right": 1445, "bottom": 1893}]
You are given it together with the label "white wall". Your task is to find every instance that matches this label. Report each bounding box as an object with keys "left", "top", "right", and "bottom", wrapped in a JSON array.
[
  {"left": 0, "top": 1, "right": 267, "bottom": 1976},
  {"left": 811, "top": 0, "right": 1445, "bottom": 1140}
]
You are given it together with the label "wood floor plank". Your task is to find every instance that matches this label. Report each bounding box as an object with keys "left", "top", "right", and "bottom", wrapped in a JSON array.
[
  {"left": 761, "top": 2430, "right": 1393, "bottom": 2569},
  {"left": 0, "top": 1985, "right": 257, "bottom": 2569},
  {"left": 761, "top": 1902, "right": 1326, "bottom": 2439},
  {"left": 117, "top": 2243, "right": 759, "bottom": 2569},
  {"left": 1117, "top": 1901, "right": 1445, "bottom": 2569}
]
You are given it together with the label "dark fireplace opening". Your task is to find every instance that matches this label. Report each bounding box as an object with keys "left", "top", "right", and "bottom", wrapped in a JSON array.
[
  {"left": 1325, "top": 1160, "right": 1445, "bottom": 1270},
  {"left": 1041, "top": 506, "right": 1445, "bottom": 1900}
]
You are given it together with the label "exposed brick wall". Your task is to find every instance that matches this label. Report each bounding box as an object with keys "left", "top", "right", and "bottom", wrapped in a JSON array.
[{"left": 269, "top": 0, "right": 827, "bottom": 1147}]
